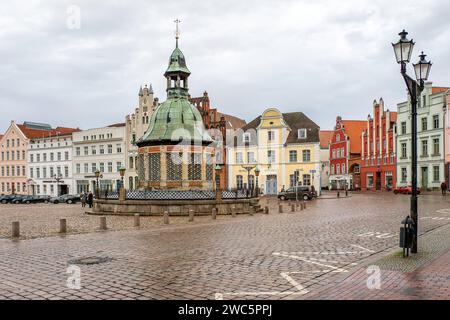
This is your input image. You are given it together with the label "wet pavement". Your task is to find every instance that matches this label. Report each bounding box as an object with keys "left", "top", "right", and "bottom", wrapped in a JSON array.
[{"left": 0, "top": 192, "right": 449, "bottom": 299}]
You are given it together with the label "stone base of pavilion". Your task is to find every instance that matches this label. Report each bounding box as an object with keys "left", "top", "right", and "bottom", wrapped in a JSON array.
[{"left": 88, "top": 198, "right": 261, "bottom": 216}]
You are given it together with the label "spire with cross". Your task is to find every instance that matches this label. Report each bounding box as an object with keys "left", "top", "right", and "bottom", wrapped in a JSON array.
[{"left": 174, "top": 18, "right": 181, "bottom": 48}]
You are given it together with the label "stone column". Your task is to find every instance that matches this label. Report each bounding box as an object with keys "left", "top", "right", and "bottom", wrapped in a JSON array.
[{"left": 160, "top": 147, "right": 167, "bottom": 188}]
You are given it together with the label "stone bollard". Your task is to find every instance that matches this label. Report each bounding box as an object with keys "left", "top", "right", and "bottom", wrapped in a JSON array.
[
  {"left": 337, "top": 191, "right": 340, "bottom": 198},
  {"left": 60, "top": 219, "right": 67, "bottom": 233},
  {"left": 12, "top": 221, "right": 20, "bottom": 238},
  {"left": 249, "top": 206, "right": 255, "bottom": 216},
  {"left": 189, "top": 209, "right": 194, "bottom": 222},
  {"left": 231, "top": 206, "right": 237, "bottom": 217},
  {"left": 264, "top": 206, "right": 269, "bottom": 214},
  {"left": 99, "top": 216, "right": 107, "bottom": 230},
  {"left": 303, "top": 201, "right": 307, "bottom": 209},
  {"left": 134, "top": 214, "right": 140, "bottom": 227},
  {"left": 163, "top": 211, "right": 169, "bottom": 225},
  {"left": 278, "top": 204, "right": 283, "bottom": 213},
  {"left": 212, "top": 208, "right": 217, "bottom": 220},
  {"left": 291, "top": 204, "right": 295, "bottom": 213}
]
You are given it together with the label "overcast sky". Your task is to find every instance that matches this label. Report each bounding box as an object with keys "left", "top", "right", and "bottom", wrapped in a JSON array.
[{"left": 1, "top": 0, "right": 450, "bottom": 133}]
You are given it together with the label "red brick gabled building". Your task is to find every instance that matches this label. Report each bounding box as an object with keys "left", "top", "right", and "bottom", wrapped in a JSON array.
[
  {"left": 360, "top": 98, "right": 397, "bottom": 191},
  {"left": 329, "top": 117, "right": 366, "bottom": 190},
  {"left": 189, "top": 91, "right": 246, "bottom": 189}
]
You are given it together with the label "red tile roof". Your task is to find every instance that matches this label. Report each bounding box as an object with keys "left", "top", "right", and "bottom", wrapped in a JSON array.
[
  {"left": 432, "top": 87, "right": 449, "bottom": 94},
  {"left": 319, "top": 130, "right": 333, "bottom": 149},
  {"left": 17, "top": 124, "right": 80, "bottom": 139},
  {"left": 341, "top": 120, "right": 366, "bottom": 154}
]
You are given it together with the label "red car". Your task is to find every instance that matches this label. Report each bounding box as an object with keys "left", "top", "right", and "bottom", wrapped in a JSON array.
[{"left": 393, "top": 186, "right": 421, "bottom": 195}]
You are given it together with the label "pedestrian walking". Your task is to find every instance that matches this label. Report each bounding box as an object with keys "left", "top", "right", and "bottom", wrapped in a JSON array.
[
  {"left": 88, "top": 191, "right": 94, "bottom": 208},
  {"left": 441, "top": 181, "right": 447, "bottom": 196},
  {"left": 81, "top": 192, "right": 86, "bottom": 208}
]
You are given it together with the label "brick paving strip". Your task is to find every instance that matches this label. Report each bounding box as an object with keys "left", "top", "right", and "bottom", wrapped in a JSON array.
[{"left": 305, "top": 223, "right": 450, "bottom": 300}]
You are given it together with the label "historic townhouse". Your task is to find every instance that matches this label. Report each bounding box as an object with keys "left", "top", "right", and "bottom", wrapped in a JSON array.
[
  {"left": 329, "top": 117, "right": 366, "bottom": 190},
  {"left": 445, "top": 91, "right": 450, "bottom": 187},
  {"left": 396, "top": 83, "right": 448, "bottom": 190},
  {"left": 27, "top": 127, "right": 80, "bottom": 196},
  {"left": 72, "top": 124, "right": 126, "bottom": 193},
  {"left": 125, "top": 84, "right": 159, "bottom": 190},
  {"left": 0, "top": 121, "right": 76, "bottom": 195},
  {"left": 360, "top": 98, "right": 397, "bottom": 191},
  {"left": 227, "top": 108, "right": 321, "bottom": 195},
  {"left": 319, "top": 130, "right": 333, "bottom": 190}
]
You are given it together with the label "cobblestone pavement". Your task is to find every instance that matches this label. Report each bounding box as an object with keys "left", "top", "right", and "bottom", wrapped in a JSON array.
[
  {"left": 0, "top": 192, "right": 449, "bottom": 300},
  {"left": 0, "top": 203, "right": 232, "bottom": 239}
]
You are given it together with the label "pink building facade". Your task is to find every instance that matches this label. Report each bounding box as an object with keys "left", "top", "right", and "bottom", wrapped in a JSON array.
[{"left": 445, "top": 93, "right": 450, "bottom": 187}]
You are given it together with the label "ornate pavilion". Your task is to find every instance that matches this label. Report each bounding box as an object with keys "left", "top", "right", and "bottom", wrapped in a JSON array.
[{"left": 135, "top": 27, "right": 215, "bottom": 190}]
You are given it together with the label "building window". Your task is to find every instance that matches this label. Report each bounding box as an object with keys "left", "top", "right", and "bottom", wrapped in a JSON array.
[
  {"left": 302, "top": 150, "right": 311, "bottom": 162},
  {"left": 342, "top": 163, "right": 346, "bottom": 174},
  {"left": 243, "top": 133, "right": 251, "bottom": 143},
  {"left": 303, "top": 174, "right": 311, "bottom": 186},
  {"left": 401, "top": 122, "right": 406, "bottom": 135},
  {"left": 188, "top": 153, "right": 202, "bottom": 181},
  {"left": 99, "top": 145, "right": 105, "bottom": 154},
  {"left": 108, "top": 145, "right": 113, "bottom": 154},
  {"left": 76, "top": 147, "right": 80, "bottom": 156},
  {"left": 76, "top": 164, "right": 81, "bottom": 174},
  {"left": 149, "top": 153, "right": 161, "bottom": 181},
  {"left": 108, "top": 162, "right": 113, "bottom": 173},
  {"left": 401, "top": 168, "right": 407, "bottom": 182},
  {"left": 336, "top": 164, "right": 340, "bottom": 175},
  {"left": 268, "top": 150, "right": 275, "bottom": 163},
  {"left": 332, "top": 150, "right": 336, "bottom": 159},
  {"left": 64, "top": 166, "right": 69, "bottom": 178},
  {"left": 367, "top": 173, "right": 374, "bottom": 188},
  {"left": 83, "top": 163, "right": 88, "bottom": 173},
  {"left": 99, "top": 163, "right": 105, "bottom": 173},
  {"left": 268, "top": 131, "right": 275, "bottom": 142},
  {"left": 433, "top": 138, "right": 440, "bottom": 155},
  {"left": 433, "top": 165, "right": 440, "bottom": 182},
  {"left": 116, "top": 144, "right": 122, "bottom": 153},
  {"left": 247, "top": 152, "right": 255, "bottom": 163},
  {"left": 289, "top": 150, "right": 297, "bottom": 162},
  {"left": 421, "top": 140, "right": 428, "bottom": 156},
  {"left": 331, "top": 165, "right": 335, "bottom": 175},
  {"left": 401, "top": 142, "right": 407, "bottom": 158},
  {"left": 336, "top": 149, "right": 340, "bottom": 158},
  {"left": 236, "top": 175, "right": 243, "bottom": 189},
  {"left": 91, "top": 163, "right": 97, "bottom": 173},
  {"left": 236, "top": 152, "right": 243, "bottom": 164},
  {"left": 336, "top": 134, "right": 340, "bottom": 142},
  {"left": 421, "top": 117, "right": 427, "bottom": 131},
  {"left": 84, "top": 147, "right": 88, "bottom": 156},
  {"left": 167, "top": 153, "right": 182, "bottom": 181},
  {"left": 433, "top": 115, "right": 439, "bottom": 129},
  {"left": 91, "top": 146, "right": 97, "bottom": 155},
  {"left": 298, "top": 129, "right": 307, "bottom": 139}
]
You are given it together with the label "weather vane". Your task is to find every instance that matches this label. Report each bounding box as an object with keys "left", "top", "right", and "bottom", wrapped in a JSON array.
[{"left": 174, "top": 18, "right": 181, "bottom": 46}]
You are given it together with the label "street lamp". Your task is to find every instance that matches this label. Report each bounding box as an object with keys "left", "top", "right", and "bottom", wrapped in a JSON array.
[
  {"left": 254, "top": 166, "right": 260, "bottom": 197},
  {"left": 119, "top": 166, "right": 126, "bottom": 190},
  {"left": 95, "top": 170, "right": 102, "bottom": 198},
  {"left": 241, "top": 164, "right": 256, "bottom": 197},
  {"left": 53, "top": 173, "right": 62, "bottom": 197},
  {"left": 214, "top": 164, "right": 221, "bottom": 191},
  {"left": 392, "top": 29, "right": 432, "bottom": 254}
]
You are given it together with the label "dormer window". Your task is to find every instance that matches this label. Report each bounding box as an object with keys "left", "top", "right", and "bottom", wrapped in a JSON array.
[
  {"left": 298, "top": 129, "right": 307, "bottom": 139},
  {"left": 243, "top": 133, "right": 251, "bottom": 143},
  {"left": 336, "top": 134, "right": 340, "bottom": 142}
]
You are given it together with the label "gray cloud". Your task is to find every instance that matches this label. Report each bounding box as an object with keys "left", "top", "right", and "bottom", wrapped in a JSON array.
[{"left": 1, "top": 0, "right": 449, "bottom": 133}]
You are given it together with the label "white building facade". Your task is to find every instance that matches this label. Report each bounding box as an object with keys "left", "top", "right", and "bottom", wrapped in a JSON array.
[
  {"left": 27, "top": 132, "right": 78, "bottom": 196},
  {"left": 72, "top": 124, "right": 126, "bottom": 193},
  {"left": 396, "top": 82, "right": 447, "bottom": 190},
  {"left": 124, "top": 84, "right": 158, "bottom": 189}
]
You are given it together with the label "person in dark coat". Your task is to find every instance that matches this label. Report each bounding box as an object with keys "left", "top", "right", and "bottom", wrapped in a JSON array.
[
  {"left": 88, "top": 191, "right": 94, "bottom": 208},
  {"left": 441, "top": 182, "right": 447, "bottom": 196}
]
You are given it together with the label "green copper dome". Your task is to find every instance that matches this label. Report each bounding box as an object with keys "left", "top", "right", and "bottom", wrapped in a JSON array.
[
  {"left": 137, "top": 98, "right": 212, "bottom": 146},
  {"left": 136, "top": 37, "right": 212, "bottom": 147}
]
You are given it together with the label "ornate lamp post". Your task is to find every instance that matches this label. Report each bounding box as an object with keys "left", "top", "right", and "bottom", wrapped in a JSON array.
[
  {"left": 214, "top": 164, "right": 221, "bottom": 191},
  {"left": 241, "top": 165, "right": 256, "bottom": 197},
  {"left": 254, "top": 166, "right": 260, "bottom": 197},
  {"left": 119, "top": 166, "right": 126, "bottom": 189},
  {"left": 53, "top": 173, "right": 63, "bottom": 197},
  {"left": 94, "top": 170, "right": 102, "bottom": 198},
  {"left": 392, "top": 29, "right": 432, "bottom": 254}
]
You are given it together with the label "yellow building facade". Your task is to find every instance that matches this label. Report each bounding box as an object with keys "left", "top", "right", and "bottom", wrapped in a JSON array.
[{"left": 227, "top": 108, "right": 321, "bottom": 195}]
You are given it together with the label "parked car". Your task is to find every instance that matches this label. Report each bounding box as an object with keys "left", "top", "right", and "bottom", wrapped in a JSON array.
[
  {"left": 50, "top": 194, "right": 81, "bottom": 204},
  {"left": 21, "top": 195, "right": 51, "bottom": 204},
  {"left": 10, "top": 195, "right": 26, "bottom": 204},
  {"left": 393, "top": 186, "right": 421, "bottom": 195},
  {"left": 0, "top": 195, "right": 16, "bottom": 204},
  {"left": 278, "top": 186, "right": 317, "bottom": 201}
]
